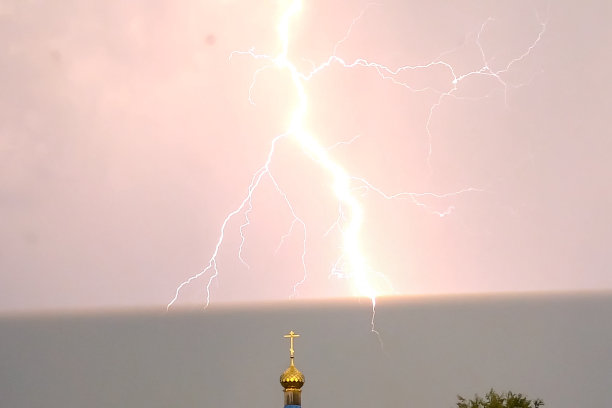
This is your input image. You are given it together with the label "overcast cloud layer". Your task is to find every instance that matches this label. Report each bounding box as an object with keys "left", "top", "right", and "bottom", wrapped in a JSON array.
[{"left": 2, "top": 293, "right": 611, "bottom": 408}]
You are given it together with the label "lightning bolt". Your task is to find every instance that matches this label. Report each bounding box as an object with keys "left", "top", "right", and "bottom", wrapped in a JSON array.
[{"left": 168, "top": 0, "right": 547, "bottom": 336}]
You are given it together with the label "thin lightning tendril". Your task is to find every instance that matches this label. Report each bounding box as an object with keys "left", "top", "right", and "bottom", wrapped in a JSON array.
[{"left": 168, "top": 0, "right": 548, "bottom": 338}]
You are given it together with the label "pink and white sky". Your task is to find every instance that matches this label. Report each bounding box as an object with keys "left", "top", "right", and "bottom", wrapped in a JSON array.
[{"left": 1, "top": 0, "right": 610, "bottom": 312}]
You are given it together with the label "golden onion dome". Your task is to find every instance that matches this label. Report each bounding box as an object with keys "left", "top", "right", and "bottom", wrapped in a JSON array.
[{"left": 280, "top": 360, "right": 305, "bottom": 389}]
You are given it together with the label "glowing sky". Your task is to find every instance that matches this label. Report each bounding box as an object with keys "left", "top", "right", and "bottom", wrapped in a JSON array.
[{"left": 1, "top": 0, "right": 611, "bottom": 312}]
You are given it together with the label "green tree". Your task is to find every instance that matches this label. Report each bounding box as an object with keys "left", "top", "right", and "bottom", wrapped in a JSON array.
[{"left": 456, "top": 389, "right": 544, "bottom": 408}]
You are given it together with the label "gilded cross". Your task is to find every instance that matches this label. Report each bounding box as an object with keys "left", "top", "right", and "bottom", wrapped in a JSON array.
[{"left": 283, "top": 330, "right": 300, "bottom": 358}]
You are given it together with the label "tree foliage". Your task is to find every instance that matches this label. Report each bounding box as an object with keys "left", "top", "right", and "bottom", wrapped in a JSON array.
[{"left": 456, "top": 389, "right": 544, "bottom": 408}]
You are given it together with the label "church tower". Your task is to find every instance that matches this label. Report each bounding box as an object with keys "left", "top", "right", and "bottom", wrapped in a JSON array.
[{"left": 280, "top": 331, "right": 305, "bottom": 408}]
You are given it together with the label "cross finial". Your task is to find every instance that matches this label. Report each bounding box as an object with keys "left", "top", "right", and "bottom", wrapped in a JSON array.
[{"left": 283, "top": 330, "right": 300, "bottom": 358}]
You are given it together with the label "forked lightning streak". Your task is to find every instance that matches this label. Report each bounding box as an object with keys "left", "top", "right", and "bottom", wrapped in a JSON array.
[{"left": 167, "top": 0, "right": 547, "bottom": 332}]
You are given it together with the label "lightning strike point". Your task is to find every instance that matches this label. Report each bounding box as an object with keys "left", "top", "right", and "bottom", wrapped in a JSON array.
[{"left": 168, "top": 1, "right": 547, "bottom": 341}]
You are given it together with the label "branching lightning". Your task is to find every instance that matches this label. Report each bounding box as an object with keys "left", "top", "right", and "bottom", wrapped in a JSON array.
[{"left": 167, "top": 0, "right": 547, "bottom": 335}]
